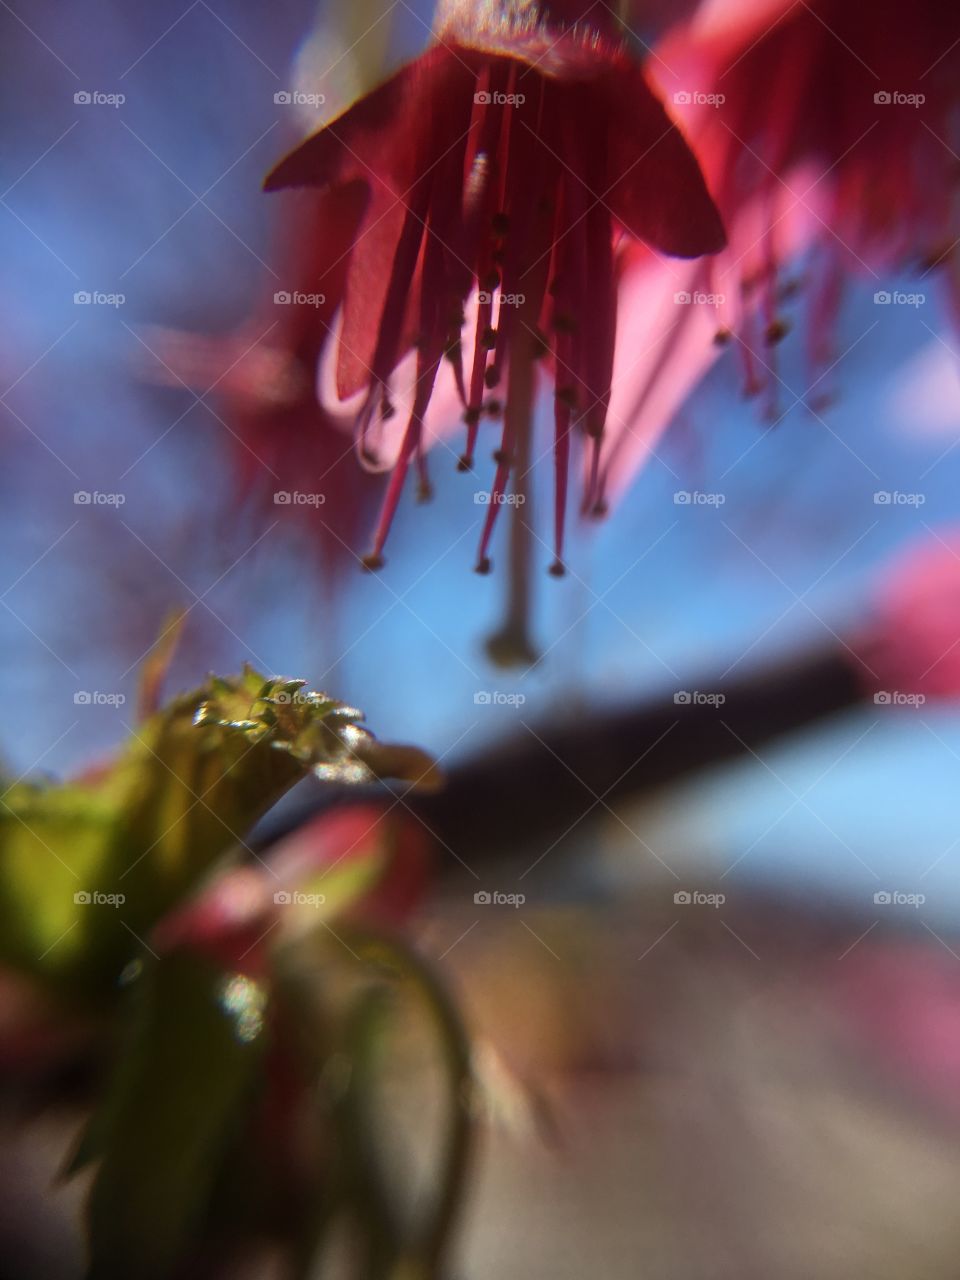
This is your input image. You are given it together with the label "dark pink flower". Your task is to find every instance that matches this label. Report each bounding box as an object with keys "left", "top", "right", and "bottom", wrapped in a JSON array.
[
  {"left": 582, "top": 0, "right": 960, "bottom": 512},
  {"left": 265, "top": 0, "right": 725, "bottom": 576},
  {"left": 652, "top": 0, "right": 960, "bottom": 411}
]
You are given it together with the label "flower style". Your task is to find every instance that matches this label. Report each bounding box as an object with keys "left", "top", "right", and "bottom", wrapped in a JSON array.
[{"left": 264, "top": 0, "right": 725, "bottom": 583}]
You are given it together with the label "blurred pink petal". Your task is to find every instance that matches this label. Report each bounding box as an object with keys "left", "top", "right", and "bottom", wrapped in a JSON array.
[
  {"left": 859, "top": 527, "right": 960, "bottom": 700},
  {"left": 141, "top": 185, "right": 383, "bottom": 576},
  {"left": 152, "top": 805, "right": 433, "bottom": 973},
  {"left": 649, "top": 0, "right": 960, "bottom": 405}
]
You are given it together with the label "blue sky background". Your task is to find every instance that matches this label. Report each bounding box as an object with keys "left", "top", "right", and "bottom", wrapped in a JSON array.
[{"left": 2, "top": 0, "right": 960, "bottom": 922}]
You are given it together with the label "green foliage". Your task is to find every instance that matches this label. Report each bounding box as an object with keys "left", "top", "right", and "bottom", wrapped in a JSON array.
[
  {"left": 76, "top": 932, "right": 474, "bottom": 1280},
  {"left": 83, "top": 953, "right": 268, "bottom": 1280},
  {"left": 0, "top": 660, "right": 473, "bottom": 1279},
  {"left": 0, "top": 666, "right": 437, "bottom": 996}
]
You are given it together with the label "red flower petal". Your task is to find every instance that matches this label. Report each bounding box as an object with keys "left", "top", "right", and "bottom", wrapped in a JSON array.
[
  {"left": 266, "top": 47, "right": 477, "bottom": 399},
  {"left": 583, "top": 60, "right": 726, "bottom": 258},
  {"left": 264, "top": 45, "right": 470, "bottom": 195}
]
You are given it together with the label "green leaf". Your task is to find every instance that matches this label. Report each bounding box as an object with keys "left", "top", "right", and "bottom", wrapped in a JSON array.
[
  {"left": 83, "top": 952, "right": 267, "bottom": 1279},
  {"left": 0, "top": 666, "right": 439, "bottom": 997}
]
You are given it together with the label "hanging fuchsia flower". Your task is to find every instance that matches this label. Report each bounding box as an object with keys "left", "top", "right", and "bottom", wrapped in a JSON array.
[
  {"left": 580, "top": 0, "right": 960, "bottom": 514},
  {"left": 645, "top": 0, "right": 960, "bottom": 413},
  {"left": 264, "top": 0, "right": 725, "bottom": 583}
]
